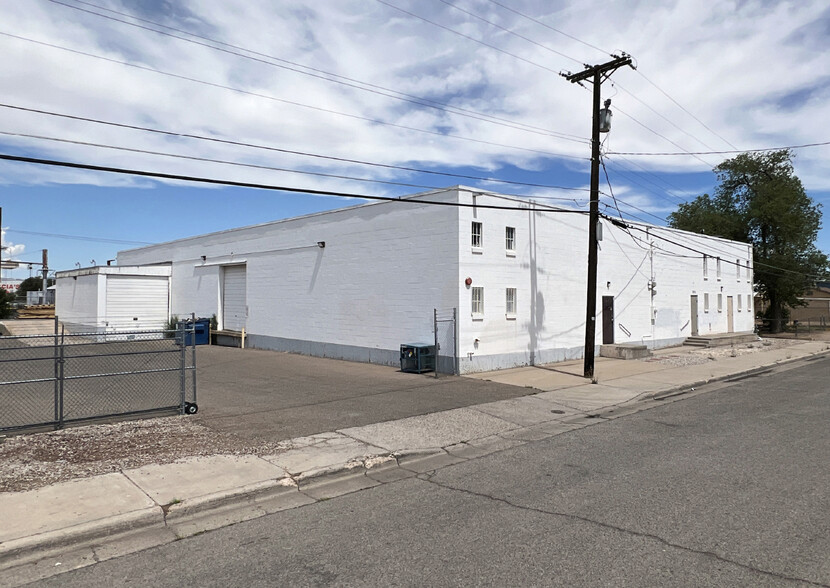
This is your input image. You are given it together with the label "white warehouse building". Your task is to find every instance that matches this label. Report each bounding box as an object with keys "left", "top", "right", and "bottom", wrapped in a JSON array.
[{"left": 116, "top": 187, "right": 754, "bottom": 374}]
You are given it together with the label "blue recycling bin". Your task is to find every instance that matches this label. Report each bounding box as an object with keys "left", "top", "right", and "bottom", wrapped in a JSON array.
[{"left": 183, "top": 318, "right": 210, "bottom": 346}]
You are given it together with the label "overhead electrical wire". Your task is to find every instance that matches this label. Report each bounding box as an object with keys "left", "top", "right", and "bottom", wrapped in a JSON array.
[
  {"left": 45, "top": 0, "right": 587, "bottom": 144},
  {"left": 482, "top": 0, "right": 612, "bottom": 57},
  {"left": 0, "top": 130, "right": 476, "bottom": 192},
  {"left": 376, "top": 0, "right": 727, "bottom": 168},
  {"left": 0, "top": 152, "right": 592, "bottom": 215},
  {"left": 623, "top": 222, "right": 828, "bottom": 280},
  {"left": 434, "top": 0, "right": 583, "bottom": 65},
  {"left": 634, "top": 70, "right": 739, "bottom": 151},
  {"left": 607, "top": 140, "right": 830, "bottom": 156},
  {"left": 0, "top": 31, "right": 586, "bottom": 162},
  {"left": 4, "top": 229, "right": 153, "bottom": 245},
  {"left": 480, "top": 0, "right": 738, "bottom": 155},
  {"left": 0, "top": 103, "right": 591, "bottom": 193},
  {"left": 375, "top": 0, "right": 564, "bottom": 75}
]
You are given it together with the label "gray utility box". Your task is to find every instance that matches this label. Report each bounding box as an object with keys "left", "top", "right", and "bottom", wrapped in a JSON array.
[{"left": 400, "top": 343, "right": 435, "bottom": 373}]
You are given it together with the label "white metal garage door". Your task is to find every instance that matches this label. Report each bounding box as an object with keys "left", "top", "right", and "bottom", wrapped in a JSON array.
[
  {"left": 106, "top": 275, "right": 170, "bottom": 331},
  {"left": 222, "top": 265, "right": 247, "bottom": 332}
]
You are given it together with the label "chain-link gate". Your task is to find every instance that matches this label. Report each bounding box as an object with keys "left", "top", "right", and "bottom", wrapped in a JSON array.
[
  {"left": 433, "top": 308, "right": 458, "bottom": 376},
  {"left": 0, "top": 319, "right": 197, "bottom": 433}
]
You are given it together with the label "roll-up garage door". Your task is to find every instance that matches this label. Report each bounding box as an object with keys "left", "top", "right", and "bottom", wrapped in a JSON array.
[
  {"left": 222, "top": 265, "right": 247, "bottom": 332},
  {"left": 106, "top": 275, "right": 170, "bottom": 331}
]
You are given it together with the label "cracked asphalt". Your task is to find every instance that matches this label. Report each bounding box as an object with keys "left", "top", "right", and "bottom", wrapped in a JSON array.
[{"left": 25, "top": 356, "right": 830, "bottom": 587}]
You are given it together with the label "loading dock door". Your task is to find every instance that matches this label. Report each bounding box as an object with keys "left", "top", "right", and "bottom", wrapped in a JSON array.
[
  {"left": 222, "top": 265, "right": 247, "bottom": 332},
  {"left": 106, "top": 275, "right": 170, "bottom": 331}
]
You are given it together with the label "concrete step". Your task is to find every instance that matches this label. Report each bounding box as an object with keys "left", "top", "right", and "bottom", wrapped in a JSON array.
[
  {"left": 599, "top": 343, "right": 652, "bottom": 360},
  {"left": 683, "top": 332, "right": 757, "bottom": 348}
]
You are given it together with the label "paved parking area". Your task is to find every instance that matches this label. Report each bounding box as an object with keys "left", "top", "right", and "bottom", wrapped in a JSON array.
[{"left": 193, "top": 346, "right": 533, "bottom": 442}]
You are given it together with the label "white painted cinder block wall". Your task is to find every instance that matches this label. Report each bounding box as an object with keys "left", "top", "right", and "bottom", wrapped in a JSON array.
[
  {"left": 453, "top": 189, "right": 754, "bottom": 373},
  {"left": 118, "top": 191, "right": 460, "bottom": 366},
  {"left": 118, "top": 187, "right": 753, "bottom": 374}
]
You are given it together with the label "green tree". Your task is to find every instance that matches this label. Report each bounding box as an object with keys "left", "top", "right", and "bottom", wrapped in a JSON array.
[
  {"left": 668, "top": 149, "right": 828, "bottom": 332},
  {"left": 0, "top": 288, "right": 13, "bottom": 319},
  {"left": 15, "top": 276, "right": 55, "bottom": 296}
]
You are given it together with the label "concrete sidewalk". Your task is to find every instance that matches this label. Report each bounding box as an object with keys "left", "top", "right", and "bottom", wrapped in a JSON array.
[{"left": 2, "top": 339, "right": 829, "bottom": 586}]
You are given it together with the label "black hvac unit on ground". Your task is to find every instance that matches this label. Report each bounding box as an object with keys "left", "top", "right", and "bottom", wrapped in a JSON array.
[{"left": 400, "top": 343, "right": 436, "bottom": 374}]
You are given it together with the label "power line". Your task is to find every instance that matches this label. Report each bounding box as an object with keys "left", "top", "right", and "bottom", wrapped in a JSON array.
[
  {"left": 623, "top": 221, "right": 828, "bottom": 280},
  {"left": 46, "top": 0, "right": 587, "bottom": 144},
  {"left": 482, "top": 0, "right": 611, "bottom": 57},
  {"left": 0, "top": 103, "right": 591, "bottom": 193},
  {"left": 4, "top": 229, "right": 153, "bottom": 245},
  {"left": 612, "top": 82, "right": 718, "bottom": 152},
  {"left": 607, "top": 140, "right": 830, "bottom": 156},
  {"left": 634, "top": 69, "right": 739, "bottom": 150},
  {"left": 0, "top": 152, "right": 592, "bottom": 215},
  {"left": 435, "top": 0, "right": 583, "bottom": 65},
  {"left": 375, "top": 0, "right": 565, "bottom": 75},
  {"left": 0, "top": 130, "right": 462, "bottom": 192},
  {"left": 0, "top": 31, "right": 586, "bottom": 162}
]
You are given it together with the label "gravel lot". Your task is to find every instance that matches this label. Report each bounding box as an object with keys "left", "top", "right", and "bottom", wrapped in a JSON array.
[
  {"left": 0, "top": 417, "right": 293, "bottom": 493},
  {"left": 641, "top": 337, "right": 799, "bottom": 367}
]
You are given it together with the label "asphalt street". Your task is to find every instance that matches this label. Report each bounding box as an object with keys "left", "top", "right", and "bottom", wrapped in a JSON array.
[{"left": 26, "top": 356, "right": 830, "bottom": 587}]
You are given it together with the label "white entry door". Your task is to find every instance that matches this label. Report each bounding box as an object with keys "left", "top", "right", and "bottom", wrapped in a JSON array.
[{"left": 222, "top": 265, "right": 247, "bottom": 332}]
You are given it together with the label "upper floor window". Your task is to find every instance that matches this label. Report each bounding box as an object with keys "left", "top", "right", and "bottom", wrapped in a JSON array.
[
  {"left": 472, "top": 221, "right": 482, "bottom": 249},
  {"left": 736, "top": 259, "right": 741, "bottom": 280},
  {"left": 505, "top": 226, "right": 515, "bottom": 253},
  {"left": 703, "top": 255, "right": 709, "bottom": 279},
  {"left": 716, "top": 257, "right": 722, "bottom": 280},
  {"left": 746, "top": 260, "right": 751, "bottom": 282},
  {"left": 505, "top": 288, "right": 516, "bottom": 317},
  {"left": 471, "top": 287, "right": 484, "bottom": 316}
]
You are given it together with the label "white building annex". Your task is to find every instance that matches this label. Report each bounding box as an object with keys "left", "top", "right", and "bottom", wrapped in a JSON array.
[{"left": 116, "top": 187, "right": 755, "bottom": 374}]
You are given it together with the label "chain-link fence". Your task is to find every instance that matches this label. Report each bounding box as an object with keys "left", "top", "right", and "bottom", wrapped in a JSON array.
[
  {"left": 756, "top": 316, "right": 830, "bottom": 336},
  {"left": 0, "top": 321, "right": 196, "bottom": 433}
]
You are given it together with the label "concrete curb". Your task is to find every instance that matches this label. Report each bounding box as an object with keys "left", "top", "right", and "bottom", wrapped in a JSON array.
[
  {"left": 645, "top": 348, "right": 830, "bottom": 403},
  {"left": 0, "top": 506, "right": 166, "bottom": 570}
]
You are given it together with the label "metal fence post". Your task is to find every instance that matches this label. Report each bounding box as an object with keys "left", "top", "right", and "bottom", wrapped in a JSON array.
[
  {"left": 58, "top": 325, "right": 65, "bottom": 429},
  {"left": 453, "top": 307, "right": 458, "bottom": 376},
  {"left": 434, "top": 308, "right": 439, "bottom": 379},
  {"left": 53, "top": 316, "right": 60, "bottom": 428},
  {"left": 179, "top": 320, "right": 186, "bottom": 414}
]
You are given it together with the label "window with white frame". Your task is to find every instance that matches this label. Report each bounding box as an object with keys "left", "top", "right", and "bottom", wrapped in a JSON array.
[
  {"left": 505, "top": 288, "right": 516, "bottom": 317},
  {"left": 472, "top": 221, "right": 482, "bottom": 249},
  {"left": 703, "top": 255, "right": 709, "bottom": 279},
  {"left": 746, "top": 260, "right": 751, "bottom": 282},
  {"left": 704, "top": 293, "right": 710, "bottom": 312},
  {"left": 716, "top": 257, "right": 722, "bottom": 280},
  {"left": 736, "top": 259, "right": 741, "bottom": 280},
  {"left": 505, "top": 226, "right": 515, "bottom": 253},
  {"left": 471, "top": 287, "right": 484, "bottom": 316},
  {"left": 717, "top": 293, "right": 723, "bottom": 312},
  {"left": 748, "top": 295, "right": 752, "bottom": 312},
  {"left": 737, "top": 294, "right": 742, "bottom": 311}
]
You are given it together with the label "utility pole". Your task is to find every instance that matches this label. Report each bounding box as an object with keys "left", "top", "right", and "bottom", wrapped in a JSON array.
[{"left": 564, "top": 54, "right": 634, "bottom": 379}]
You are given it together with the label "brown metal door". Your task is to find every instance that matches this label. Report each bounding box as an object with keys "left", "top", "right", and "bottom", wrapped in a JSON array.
[
  {"left": 602, "top": 296, "right": 614, "bottom": 344},
  {"left": 727, "top": 296, "right": 734, "bottom": 333},
  {"left": 690, "top": 295, "right": 699, "bottom": 336}
]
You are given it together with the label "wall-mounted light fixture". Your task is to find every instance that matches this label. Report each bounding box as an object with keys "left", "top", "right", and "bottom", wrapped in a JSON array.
[
  {"left": 201, "top": 255, "right": 207, "bottom": 262},
  {"left": 465, "top": 277, "right": 473, "bottom": 286},
  {"left": 317, "top": 241, "right": 326, "bottom": 248}
]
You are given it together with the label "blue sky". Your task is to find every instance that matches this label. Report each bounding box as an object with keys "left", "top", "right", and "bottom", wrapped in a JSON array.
[{"left": 1, "top": 0, "right": 829, "bottom": 280}]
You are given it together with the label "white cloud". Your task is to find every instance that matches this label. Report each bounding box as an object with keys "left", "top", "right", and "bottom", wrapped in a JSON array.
[
  {"left": 0, "top": 0, "right": 827, "bottom": 197},
  {"left": 1, "top": 228, "right": 25, "bottom": 257}
]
